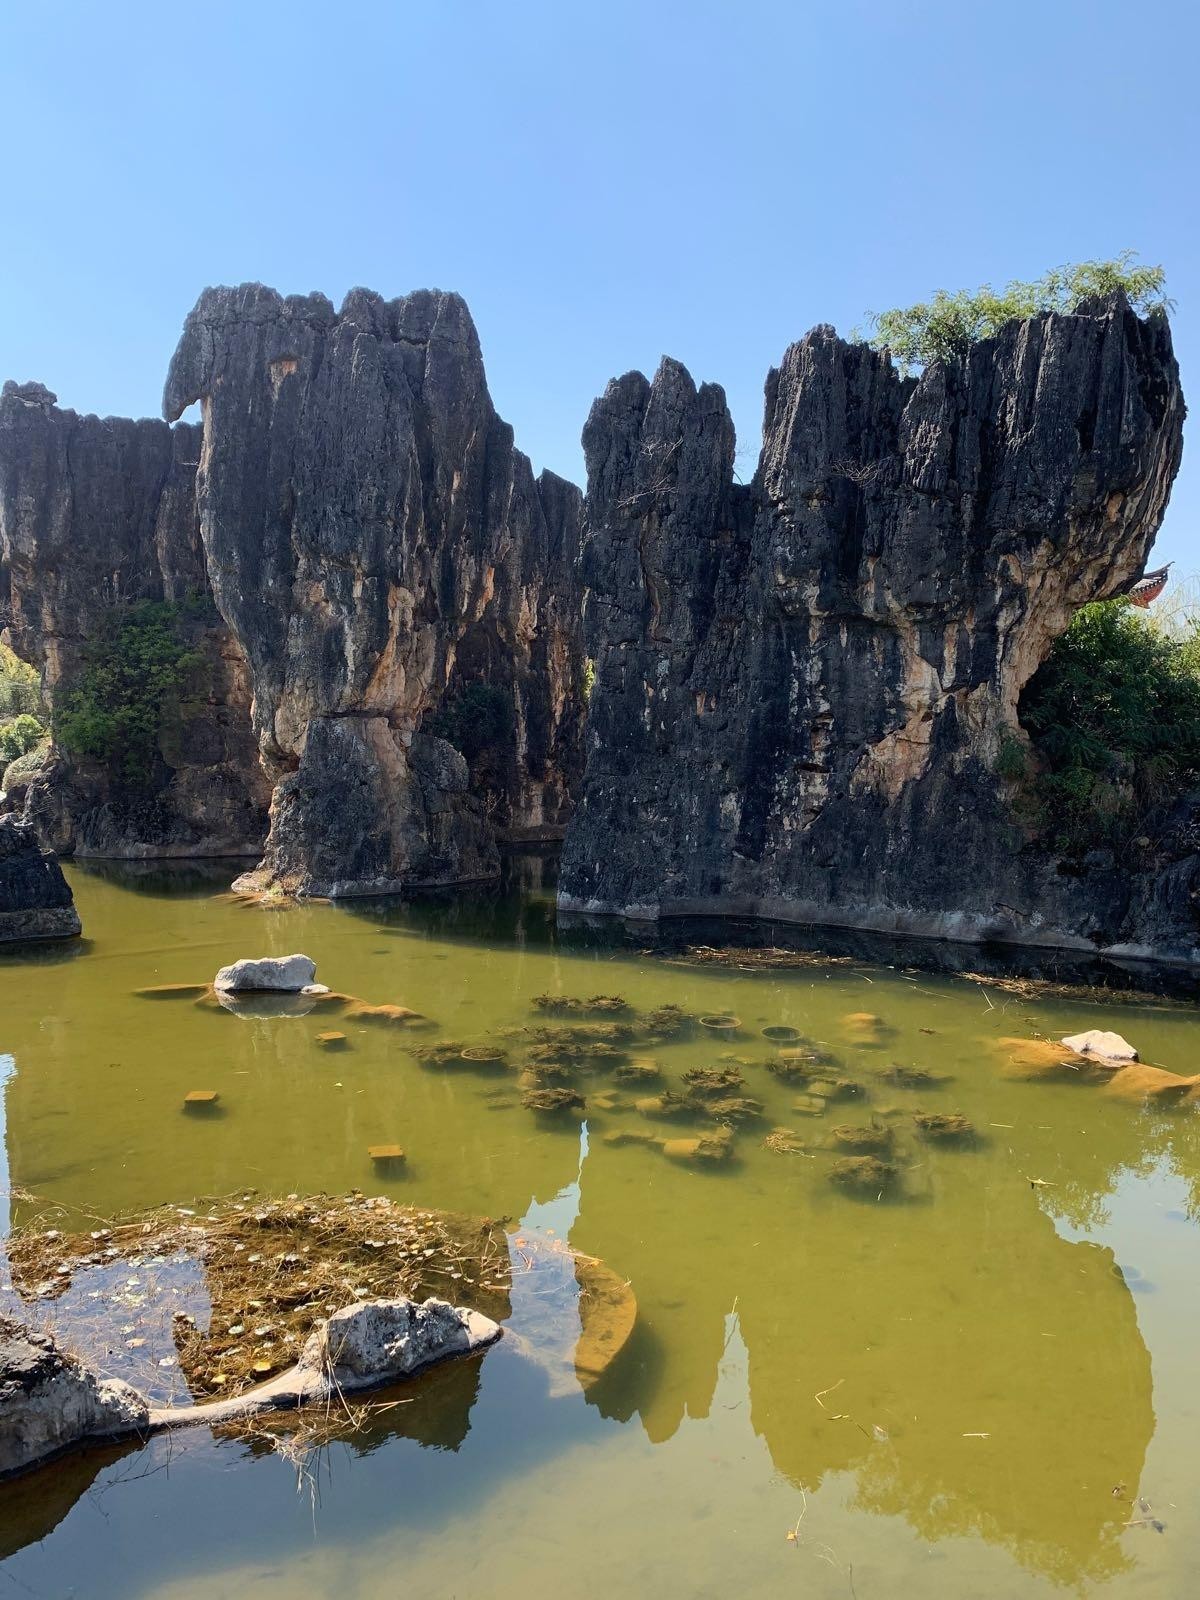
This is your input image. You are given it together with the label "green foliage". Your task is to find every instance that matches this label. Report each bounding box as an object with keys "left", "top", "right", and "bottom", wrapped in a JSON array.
[
  {"left": 0, "top": 641, "right": 42, "bottom": 718},
  {"left": 0, "top": 713, "right": 46, "bottom": 763},
  {"left": 426, "top": 684, "right": 514, "bottom": 761},
  {"left": 994, "top": 729, "right": 1028, "bottom": 783},
  {"left": 1018, "top": 599, "right": 1200, "bottom": 854},
  {"left": 1, "top": 739, "right": 49, "bottom": 790},
  {"left": 582, "top": 658, "right": 597, "bottom": 702},
  {"left": 55, "top": 601, "right": 205, "bottom": 785},
  {"left": 864, "top": 253, "right": 1170, "bottom": 371}
]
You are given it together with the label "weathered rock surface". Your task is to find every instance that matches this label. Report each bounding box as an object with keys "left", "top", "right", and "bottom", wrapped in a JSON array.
[
  {"left": 163, "top": 284, "right": 586, "bottom": 895},
  {"left": 560, "top": 295, "right": 1193, "bottom": 961},
  {"left": 0, "top": 1315, "right": 147, "bottom": 1477},
  {"left": 213, "top": 952, "right": 316, "bottom": 992},
  {"left": 0, "top": 379, "right": 270, "bottom": 858},
  {"left": 0, "top": 1296, "right": 498, "bottom": 1477},
  {"left": 1061, "top": 1029, "right": 1139, "bottom": 1062},
  {"left": 0, "top": 815, "right": 80, "bottom": 942}
]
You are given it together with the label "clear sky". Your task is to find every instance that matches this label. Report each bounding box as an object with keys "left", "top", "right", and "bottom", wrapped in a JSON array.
[{"left": 1, "top": 0, "right": 1195, "bottom": 572}]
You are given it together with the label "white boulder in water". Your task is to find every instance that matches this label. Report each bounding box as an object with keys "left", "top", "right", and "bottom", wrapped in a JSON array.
[
  {"left": 1061, "top": 1029, "right": 1139, "bottom": 1063},
  {"left": 213, "top": 954, "right": 316, "bottom": 993},
  {"left": 299, "top": 1296, "right": 500, "bottom": 1385}
]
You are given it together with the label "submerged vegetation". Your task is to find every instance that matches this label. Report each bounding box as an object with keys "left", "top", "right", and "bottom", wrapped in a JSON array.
[
  {"left": 861, "top": 253, "right": 1170, "bottom": 371},
  {"left": 1012, "top": 598, "right": 1200, "bottom": 855},
  {"left": 54, "top": 600, "right": 206, "bottom": 785}
]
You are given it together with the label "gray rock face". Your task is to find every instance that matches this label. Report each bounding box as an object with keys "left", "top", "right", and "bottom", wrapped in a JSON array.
[
  {"left": 0, "top": 1316, "right": 147, "bottom": 1477},
  {"left": 163, "top": 284, "right": 586, "bottom": 895},
  {"left": 561, "top": 296, "right": 1193, "bottom": 960},
  {"left": 0, "top": 380, "right": 270, "bottom": 858},
  {"left": 299, "top": 1296, "right": 500, "bottom": 1383},
  {"left": 0, "top": 815, "right": 80, "bottom": 942},
  {"left": 213, "top": 952, "right": 317, "bottom": 992}
]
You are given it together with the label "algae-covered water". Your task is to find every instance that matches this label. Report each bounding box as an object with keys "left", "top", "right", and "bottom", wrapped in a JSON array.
[{"left": 1, "top": 858, "right": 1199, "bottom": 1599}]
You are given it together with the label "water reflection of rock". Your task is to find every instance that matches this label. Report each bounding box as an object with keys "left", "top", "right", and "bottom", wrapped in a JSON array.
[{"left": 578, "top": 1163, "right": 1153, "bottom": 1588}]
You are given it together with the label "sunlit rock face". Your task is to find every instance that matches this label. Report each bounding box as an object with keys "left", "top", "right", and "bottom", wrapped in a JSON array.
[
  {"left": 561, "top": 296, "right": 1190, "bottom": 958},
  {"left": 163, "top": 285, "right": 586, "bottom": 895},
  {"left": 0, "top": 380, "right": 269, "bottom": 858}
]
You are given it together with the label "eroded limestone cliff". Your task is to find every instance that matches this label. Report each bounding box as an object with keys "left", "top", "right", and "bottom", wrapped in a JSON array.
[
  {"left": 0, "top": 380, "right": 269, "bottom": 857},
  {"left": 560, "top": 296, "right": 1191, "bottom": 959},
  {"left": 162, "top": 285, "right": 585, "bottom": 895}
]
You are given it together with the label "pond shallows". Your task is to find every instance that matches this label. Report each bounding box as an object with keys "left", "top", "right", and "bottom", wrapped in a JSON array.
[{"left": 761, "top": 1025, "right": 803, "bottom": 1044}]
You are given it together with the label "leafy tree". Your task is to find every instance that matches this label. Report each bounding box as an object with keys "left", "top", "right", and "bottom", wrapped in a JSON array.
[
  {"left": 0, "top": 713, "right": 46, "bottom": 763},
  {"left": 425, "top": 684, "right": 514, "bottom": 760},
  {"left": 862, "top": 254, "right": 1170, "bottom": 371},
  {"left": 1012, "top": 598, "right": 1200, "bottom": 854},
  {"left": 0, "top": 641, "right": 42, "bottom": 718},
  {"left": 55, "top": 601, "right": 205, "bottom": 786}
]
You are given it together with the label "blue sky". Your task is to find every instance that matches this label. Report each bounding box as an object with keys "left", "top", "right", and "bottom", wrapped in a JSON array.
[{"left": 1, "top": 0, "right": 1195, "bottom": 572}]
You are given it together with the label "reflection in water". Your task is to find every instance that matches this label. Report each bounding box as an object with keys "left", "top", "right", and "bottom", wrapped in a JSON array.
[{"left": 0, "top": 862, "right": 1196, "bottom": 1597}]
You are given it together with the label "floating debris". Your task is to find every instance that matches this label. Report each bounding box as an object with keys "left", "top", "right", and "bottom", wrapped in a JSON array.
[
  {"left": 763, "top": 1127, "right": 811, "bottom": 1157},
  {"left": 670, "top": 945, "right": 852, "bottom": 971},
  {"left": 134, "top": 983, "right": 211, "bottom": 1001}
]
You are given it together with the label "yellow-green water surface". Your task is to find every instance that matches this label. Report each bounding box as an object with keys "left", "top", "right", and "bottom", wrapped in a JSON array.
[{"left": 1, "top": 860, "right": 1199, "bottom": 1599}]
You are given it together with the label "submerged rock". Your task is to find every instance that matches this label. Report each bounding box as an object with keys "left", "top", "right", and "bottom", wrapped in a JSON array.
[
  {"left": 0, "top": 1315, "right": 147, "bottom": 1477},
  {"left": 214, "top": 953, "right": 316, "bottom": 992},
  {"left": 0, "top": 816, "right": 80, "bottom": 943}
]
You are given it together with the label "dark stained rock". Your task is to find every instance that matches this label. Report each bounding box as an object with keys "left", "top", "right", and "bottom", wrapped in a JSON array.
[
  {"left": 560, "top": 295, "right": 1194, "bottom": 962},
  {"left": 163, "top": 284, "right": 586, "bottom": 895},
  {"left": 0, "top": 815, "right": 80, "bottom": 942},
  {"left": 0, "top": 383, "right": 270, "bottom": 858}
]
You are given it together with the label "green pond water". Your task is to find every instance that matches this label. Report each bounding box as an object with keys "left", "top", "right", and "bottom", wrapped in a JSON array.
[{"left": 1, "top": 859, "right": 1199, "bottom": 1598}]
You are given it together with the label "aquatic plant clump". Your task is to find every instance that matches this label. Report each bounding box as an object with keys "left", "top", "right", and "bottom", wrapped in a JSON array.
[
  {"left": 521, "top": 1087, "right": 586, "bottom": 1115},
  {"left": 641, "top": 1005, "right": 696, "bottom": 1040},
  {"left": 828, "top": 1155, "right": 899, "bottom": 1197},
  {"left": 407, "top": 1039, "right": 470, "bottom": 1069},
  {"left": 912, "top": 1111, "right": 977, "bottom": 1144},
  {"left": 703, "top": 1094, "right": 764, "bottom": 1126},
  {"left": 879, "top": 1064, "right": 948, "bottom": 1091},
  {"left": 681, "top": 1066, "right": 745, "bottom": 1097},
  {"left": 613, "top": 1060, "right": 661, "bottom": 1084},
  {"left": 831, "top": 1124, "right": 892, "bottom": 1155},
  {"left": 532, "top": 993, "right": 633, "bottom": 1016},
  {"left": 661, "top": 1127, "right": 736, "bottom": 1166}
]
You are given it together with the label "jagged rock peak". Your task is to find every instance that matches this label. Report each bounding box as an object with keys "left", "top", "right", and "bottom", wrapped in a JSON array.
[{"left": 562, "top": 295, "right": 1189, "bottom": 959}]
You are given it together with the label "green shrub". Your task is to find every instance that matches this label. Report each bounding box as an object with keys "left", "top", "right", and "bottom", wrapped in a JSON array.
[
  {"left": 1, "top": 738, "right": 49, "bottom": 791},
  {"left": 0, "top": 642, "right": 41, "bottom": 718},
  {"left": 0, "top": 713, "right": 45, "bottom": 763},
  {"left": 1018, "top": 599, "right": 1200, "bottom": 854},
  {"left": 425, "top": 684, "right": 513, "bottom": 760},
  {"left": 862, "top": 254, "right": 1170, "bottom": 372},
  {"left": 55, "top": 601, "right": 205, "bottom": 785}
]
